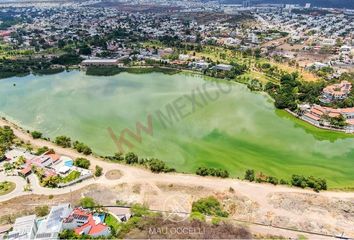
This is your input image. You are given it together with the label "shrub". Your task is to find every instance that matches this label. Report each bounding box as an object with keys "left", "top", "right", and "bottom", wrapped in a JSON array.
[
  {"left": 244, "top": 169, "right": 255, "bottom": 182},
  {"left": 95, "top": 165, "right": 103, "bottom": 177},
  {"left": 35, "top": 146, "right": 49, "bottom": 155},
  {"left": 31, "top": 131, "right": 42, "bottom": 139},
  {"left": 291, "top": 175, "right": 327, "bottom": 192},
  {"left": 280, "top": 179, "right": 289, "bottom": 185},
  {"left": 291, "top": 175, "right": 308, "bottom": 189},
  {"left": 195, "top": 167, "right": 229, "bottom": 178},
  {"left": 125, "top": 152, "right": 138, "bottom": 164},
  {"left": 55, "top": 136, "right": 71, "bottom": 148},
  {"left": 41, "top": 176, "right": 60, "bottom": 188},
  {"left": 266, "top": 176, "right": 279, "bottom": 185},
  {"left": 74, "top": 158, "right": 91, "bottom": 169},
  {"left": 192, "top": 196, "right": 228, "bottom": 218},
  {"left": 73, "top": 141, "right": 92, "bottom": 155},
  {"left": 59, "top": 229, "right": 78, "bottom": 239},
  {"left": 189, "top": 212, "right": 206, "bottom": 222},
  {"left": 147, "top": 159, "right": 175, "bottom": 173},
  {"left": 79, "top": 197, "right": 96, "bottom": 208},
  {"left": 211, "top": 217, "right": 222, "bottom": 225},
  {"left": 35, "top": 205, "right": 49, "bottom": 217}
]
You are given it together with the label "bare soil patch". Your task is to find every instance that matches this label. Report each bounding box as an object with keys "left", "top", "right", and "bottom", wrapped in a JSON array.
[{"left": 105, "top": 169, "right": 123, "bottom": 180}]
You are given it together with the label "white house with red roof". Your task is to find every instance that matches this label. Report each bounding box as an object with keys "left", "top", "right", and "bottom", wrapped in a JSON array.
[
  {"left": 302, "top": 104, "right": 354, "bottom": 131},
  {"left": 321, "top": 81, "right": 352, "bottom": 103},
  {"left": 63, "top": 208, "right": 111, "bottom": 238}
]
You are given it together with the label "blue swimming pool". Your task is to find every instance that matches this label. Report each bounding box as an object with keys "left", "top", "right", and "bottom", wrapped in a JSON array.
[
  {"left": 64, "top": 160, "right": 73, "bottom": 167},
  {"left": 93, "top": 213, "right": 106, "bottom": 223}
]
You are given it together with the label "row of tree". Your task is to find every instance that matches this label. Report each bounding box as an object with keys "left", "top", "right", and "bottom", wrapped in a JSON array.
[
  {"left": 195, "top": 167, "right": 229, "bottom": 178},
  {"left": 244, "top": 169, "right": 327, "bottom": 192},
  {"left": 105, "top": 152, "right": 175, "bottom": 173},
  {"left": 54, "top": 136, "right": 92, "bottom": 155}
]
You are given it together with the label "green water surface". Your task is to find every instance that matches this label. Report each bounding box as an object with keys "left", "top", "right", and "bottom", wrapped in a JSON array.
[{"left": 0, "top": 71, "right": 353, "bottom": 189}]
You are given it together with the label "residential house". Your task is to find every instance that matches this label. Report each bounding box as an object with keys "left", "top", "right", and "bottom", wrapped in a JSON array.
[
  {"left": 214, "top": 64, "right": 233, "bottom": 71},
  {"left": 7, "top": 215, "right": 38, "bottom": 240},
  {"left": 302, "top": 104, "right": 354, "bottom": 131},
  {"left": 321, "top": 81, "right": 352, "bottom": 103},
  {"left": 63, "top": 208, "right": 111, "bottom": 237},
  {"left": 35, "top": 203, "right": 72, "bottom": 239},
  {"left": 81, "top": 59, "right": 119, "bottom": 66}
]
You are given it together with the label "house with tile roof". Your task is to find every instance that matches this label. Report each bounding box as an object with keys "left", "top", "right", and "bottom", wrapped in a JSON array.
[
  {"left": 302, "top": 104, "right": 354, "bottom": 131},
  {"left": 63, "top": 208, "right": 111, "bottom": 238},
  {"left": 321, "top": 81, "right": 352, "bottom": 103}
]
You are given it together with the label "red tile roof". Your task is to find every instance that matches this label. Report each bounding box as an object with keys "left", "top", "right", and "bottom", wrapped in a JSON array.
[
  {"left": 20, "top": 166, "right": 32, "bottom": 175},
  {"left": 46, "top": 153, "right": 61, "bottom": 162},
  {"left": 304, "top": 113, "right": 321, "bottom": 121},
  {"left": 70, "top": 208, "right": 109, "bottom": 236}
]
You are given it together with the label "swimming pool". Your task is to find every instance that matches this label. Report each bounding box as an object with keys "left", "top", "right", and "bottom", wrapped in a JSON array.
[{"left": 64, "top": 160, "right": 73, "bottom": 167}]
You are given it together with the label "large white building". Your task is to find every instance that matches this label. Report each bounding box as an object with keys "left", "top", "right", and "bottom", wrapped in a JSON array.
[
  {"left": 35, "top": 203, "right": 72, "bottom": 239},
  {"left": 8, "top": 215, "right": 38, "bottom": 240}
]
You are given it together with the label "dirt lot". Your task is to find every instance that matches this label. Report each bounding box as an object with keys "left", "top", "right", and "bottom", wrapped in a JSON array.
[{"left": 1, "top": 182, "right": 353, "bottom": 237}]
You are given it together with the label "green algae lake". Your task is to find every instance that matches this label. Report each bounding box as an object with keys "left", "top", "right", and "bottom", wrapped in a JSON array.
[{"left": 0, "top": 70, "right": 353, "bottom": 189}]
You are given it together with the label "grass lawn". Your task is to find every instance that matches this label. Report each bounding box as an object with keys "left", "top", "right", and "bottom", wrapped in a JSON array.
[
  {"left": 0, "top": 181, "right": 16, "bottom": 196},
  {"left": 105, "top": 213, "right": 121, "bottom": 232},
  {"left": 60, "top": 171, "right": 81, "bottom": 183}
]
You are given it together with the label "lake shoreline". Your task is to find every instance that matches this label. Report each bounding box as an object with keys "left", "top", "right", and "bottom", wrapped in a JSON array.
[
  {"left": 1, "top": 71, "right": 354, "bottom": 188},
  {"left": 1, "top": 116, "right": 354, "bottom": 193}
]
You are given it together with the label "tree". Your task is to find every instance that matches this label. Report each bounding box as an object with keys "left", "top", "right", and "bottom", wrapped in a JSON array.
[
  {"left": 254, "top": 48, "right": 261, "bottom": 58},
  {"left": 192, "top": 196, "right": 228, "bottom": 217},
  {"left": 55, "top": 136, "right": 71, "bottom": 148},
  {"left": 291, "top": 175, "right": 307, "bottom": 188},
  {"left": 79, "top": 197, "right": 96, "bottom": 208},
  {"left": 74, "top": 158, "right": 91, "bottom": 169},
  {"left": 59, "top": 229, "right": 78, "bottom": 239},
  {"left": 148, "top": 159, "right": 174, "bottom": 173},
  {"left": 3, "top": 162, "right": 13, "bottom": 171},
  {"left": 266, "top": 176, "right": 279, "bottom": 185},
  {"left": 36, "top": 146, "right": 49, "bottom": 155},
  {"left": 329, "top": 114, "right": 348, "bottom": 128},
  {"left": 244, "top": 169, "right": 255, "bottom": 182},
  {"left": 196, "top": 167, "right": 209, "bottom": 176},
  {"left": 196, "top": 167, "right": 229, "bottom": 178},
  {"left": 31, "top": 131, "right": 42, "bottom": 139},
  {"left": 125, "top": 152, "right": 138, "bottom": 164},
  {"left": 79, "top": 45, "right": 92, "bottom": 55},
  {"left": 42, "top": 176, "right": 60, "bottom": 188},
  {"left": 73, "top": 141, "right": 92, "bottom": 155},
  {"left": 95, "top": 165, "right": 103, "bottom": 177},
  {"left": 57, "top": 39, "right": 66, "bottom": 49}
]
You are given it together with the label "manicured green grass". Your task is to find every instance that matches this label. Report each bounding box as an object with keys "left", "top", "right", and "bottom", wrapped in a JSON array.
[
  {"left": 105, "top": 213, "right": 121, "bottom": 232},
  {"left": 0, "top": 181, "right": 16, "bottom": 196},
  {"left": 60, "top": 171, "right": 81, "bottom": 183}
]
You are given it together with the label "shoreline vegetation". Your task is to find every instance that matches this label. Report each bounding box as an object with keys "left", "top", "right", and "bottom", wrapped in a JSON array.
[
  {"left": 0, "top": 119, "right": 331, "bottom": 192},
  {"left": 85, "top": 66, "right": 181, "bottom": 76}
]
